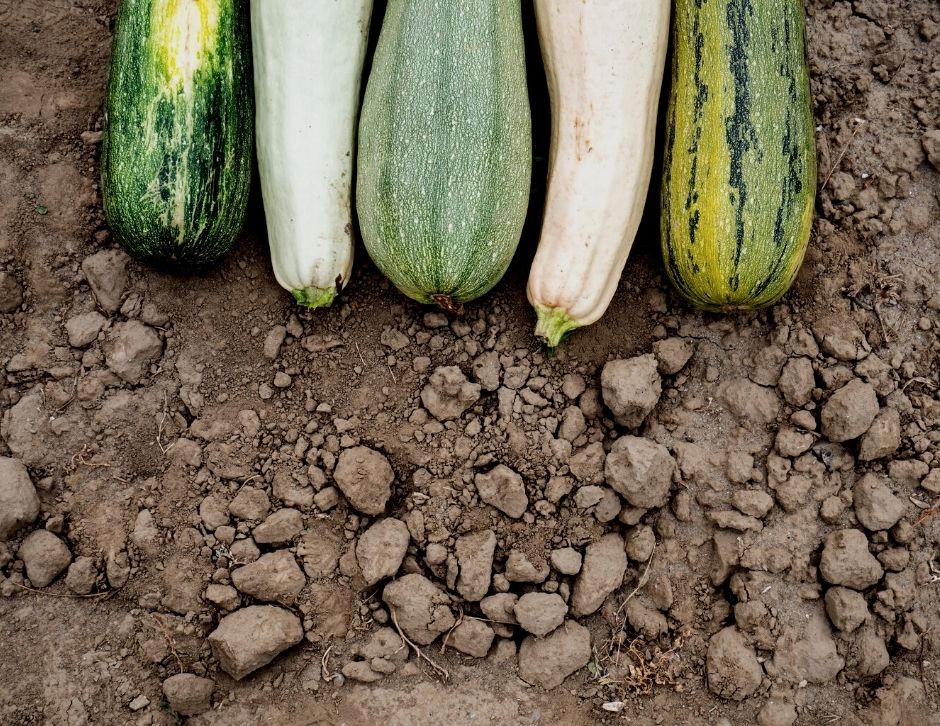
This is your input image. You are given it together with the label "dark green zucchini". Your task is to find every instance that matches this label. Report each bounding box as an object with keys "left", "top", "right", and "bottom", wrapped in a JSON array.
[{"left": 102, "top": 0, "right": 252, "bottom": 269}]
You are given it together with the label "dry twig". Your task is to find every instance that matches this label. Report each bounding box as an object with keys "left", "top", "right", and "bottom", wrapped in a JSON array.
[
  {"left": 913, "top": 499, "right": 940, "bottom": 528},
  {"left": 9, "top": 581, "right": 111, "bottom": 600},
  {"left": 321, "top": 643, "right": 336, "bottom": 682},
  {"left": 440, "top": 606, "right": 465, "bottom": 655},
  {"left": 152, "top": 614, "right": 185, "bottom": 674},
  {"left": 902, "top": 376, "right": 938, "bottom": 392},
  {"left": 156, "top": 390, "right": 172, "bottom": 455},
  {"left": 53, "top": 374, "right": 79, "bottom": 413},
  {"left": 616, "top": 540, "right": 656, "bottom": 615},
  {"left": 68, "top": 444, "right": 110, "bottom": 471},
  {"left": 391, "top": 611, "right": 449, "bottom": 680},
  {"left": 822, "top": 118, "right": 865, "bottom": 190}
]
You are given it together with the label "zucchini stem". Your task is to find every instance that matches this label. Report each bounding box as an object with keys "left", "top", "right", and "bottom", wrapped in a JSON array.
[
  {"left": 534, "top": 304, "right": 581, "bottom": 349},
  {"left": 431, "top": 294, "right": 464, "bottom": 315},
  {"left": 291, "top": 286, "right": 337, "bottom": 309}
]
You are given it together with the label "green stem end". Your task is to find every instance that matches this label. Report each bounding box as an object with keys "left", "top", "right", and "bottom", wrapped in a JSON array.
[
  {"left": 291, "top": 286, "right": 337, "bottom": 309},
  {"left": 534, "top": 305, "right": 581, "bottom": 350}
]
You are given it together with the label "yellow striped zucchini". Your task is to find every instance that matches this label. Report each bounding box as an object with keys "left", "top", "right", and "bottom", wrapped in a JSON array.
[{"left": 661, "top": 0, "right": 817, "bottom": 312}]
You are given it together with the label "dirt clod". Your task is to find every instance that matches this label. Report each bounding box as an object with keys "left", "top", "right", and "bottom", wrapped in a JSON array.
[
  {"left": 475, "top": 465, "right": 528, "bottom": 519},
  {"left": 853, "top": 474, "right": 905, "bottom": 531},
  {"left": 922, "top": 468, "right": 940, "bottom": 494},
  {"left": 517, "top": 621, "right": 591, "bottom": 688},
  {"left": 858, "top": 407, "right": 901, "bottom": 460},
  {"left": 162, "top": 673, "right": 214, "bottom": 717},
  {"left": 421, "top": 366, "right": 481, "bottom": 420},
  {"left": 605, "top": 435, "right": 674, "bottom": 509},
  {"left": 208, "top": 605, "right": 303, "bottom": 680},
  {"left": 356, "top": 517, "right": 410, "bottom": 586},
  {"left": 718, "top": 379, "right": 780, "bottom": 424},
  {"left": 65, "top": 311, "right": 106, "bottom": 348},
  {"left": 230, "top": 551, "right": 306, "bottom": 604},
  {"left": 334, "top": 446, "right": 395, "bottom": 515},
  {"left": 846, "top": 627, "right": 890, "bottom": 678},
  {"left": 569, "top": 442, "right": 605, "bottom": 485},
  {"left": 343, "top": 660, "right": 382, "bottom": 682},
  {"left": 771, "top": 608, "right": 844, "bottom": 684},
  {"left": 19, "top": 529, "right": 71, "bottom": 588},
  {"left": 447, "top": 619, "right": 494, "bottom": 657},
  {"left": 0, "top": 457, "right": 40, "bottom": 541},
  {"left": 504, "top": 550, "right": 550, "bottom": 584},
  {"left": 706, "top": 626, "right": 763, "bottom": 700},
  {"left": 0, "top": 272, "right": 23, "bottom": 313},
  {"left": 550, "top": 547, "right": 582, "bottom": 575},
  {"left": 514, "top": 592, "right": 567, "bottom": 636},
  {"left": 570, "top": 534, "right": 627, "bottom": 616},
  {"left": 81, "top": 248, "right": 128, "bottom": 312},
  {"left": 652, "top": 337, "right": 694, "bottom": 375},
  {"left": 601, "top": 355, "right": 662, "bottom": 428},
  {"left": 455, "top": 529, "right": 497, "bottom": 601},
  {"left": 65, "top": 556, "right": 97, "bottom": 595},
  {"left": 819, "top": 529, "right": 883, "bottom": 589},
  {"left": 824, "top": 586, "right": 869, "bottom": 633},
  {"left": 101, "top": 320, "right": 163, "bottom": 384},
  {"left": 383, "top": 573, "right": 455, "bottom": 646},
  {"left": 922, "top": 128, "right": 940, "bottom": 170},
  {"left": 624, "top": 599, "right": 669, "bottom": 639},
  {"left": 228, "top": 486, "right": 271, "bottom": 521},
  {"left": 756, "top": 700, "right": 796, "bottom": 726},
  {"left": 253, "top": 508, "right": 303, "bottom": 545},
  {"left": 204, "top": 583, "right": 240, "bottom": 611},
  {"left": 820, "top": 378, "right": 879, "bottom": 442}
]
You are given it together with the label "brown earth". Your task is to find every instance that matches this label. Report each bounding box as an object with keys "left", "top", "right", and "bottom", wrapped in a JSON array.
[{"left": 1, "top": 1, "right": 939, "bottom": 725}]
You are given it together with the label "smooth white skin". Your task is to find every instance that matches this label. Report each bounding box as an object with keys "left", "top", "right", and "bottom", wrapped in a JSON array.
[
  {"left": 527, "top": 0, "right": 670, "bottom": 325},
  {"left": 251, "top": 0, "right": 373, "bottom": 295}
]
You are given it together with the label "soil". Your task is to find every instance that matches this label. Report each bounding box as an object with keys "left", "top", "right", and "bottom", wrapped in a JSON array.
[{"left": 2, "top": 1, "right": 940, "bottom": 725}]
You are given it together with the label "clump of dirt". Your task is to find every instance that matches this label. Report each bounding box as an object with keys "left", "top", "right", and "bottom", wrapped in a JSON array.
[{"left": 1, "top": 1, "right": 939, "bottom": 724}]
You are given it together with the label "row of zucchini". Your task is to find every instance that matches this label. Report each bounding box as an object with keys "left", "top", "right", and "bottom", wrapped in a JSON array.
[{"left": 102, "top": 0, "right": 816, "bottom": 347}]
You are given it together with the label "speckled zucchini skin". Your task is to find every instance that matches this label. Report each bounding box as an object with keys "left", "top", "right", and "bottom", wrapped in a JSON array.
[
  {"left": 356, "top": 0, "right": 532, "bottom": 309},
  {"left": 102, "top": 0, "right": 252, "bottom": 270},
  {"left": 661, "top": 0, "right": 817, "bottom": 312}
]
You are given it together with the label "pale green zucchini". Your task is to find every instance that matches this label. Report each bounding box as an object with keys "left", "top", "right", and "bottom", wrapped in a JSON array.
[{"left": 356, "top": 0, "right": 532, "bottom": 311}]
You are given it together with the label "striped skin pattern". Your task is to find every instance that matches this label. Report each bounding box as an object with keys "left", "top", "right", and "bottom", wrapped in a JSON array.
[
  {"left": 357, "top": 0, "right": 532, "bottom": 309},
  {"left": 102, "top": 0, "right": 252, "bottom": 270},
  {"left": 661, "top": 0, "right": 817, "bottom": 312}
]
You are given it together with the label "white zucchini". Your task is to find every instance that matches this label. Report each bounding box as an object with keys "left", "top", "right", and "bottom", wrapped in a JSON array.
[
  {"left": 251, "top": 0, "right": 373, "bottom": 308},
  {"left": 527, "top": 0, "right": 670, "bottom": 346}
]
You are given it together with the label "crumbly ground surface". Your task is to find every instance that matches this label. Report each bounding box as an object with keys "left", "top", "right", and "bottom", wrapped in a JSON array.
[{"left": 1, "top": 1, "right": 938, "bottom": 724}]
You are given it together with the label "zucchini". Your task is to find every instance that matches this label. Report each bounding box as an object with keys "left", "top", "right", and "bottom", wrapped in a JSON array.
[
  {"left": 661, "top": 0, "right": 816, "bottom": 311},
  {"left": 102, "top": 0, "right": 253, "bottom": 269},
  {"left": 527, "top": 0, "right": 671, "bottom": 348},
  {"left": 356, "top": 0, "right": 532, "bottom": 311},
  {"left": 251, "top": 1, "right": 373, "bottom": 309}
]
